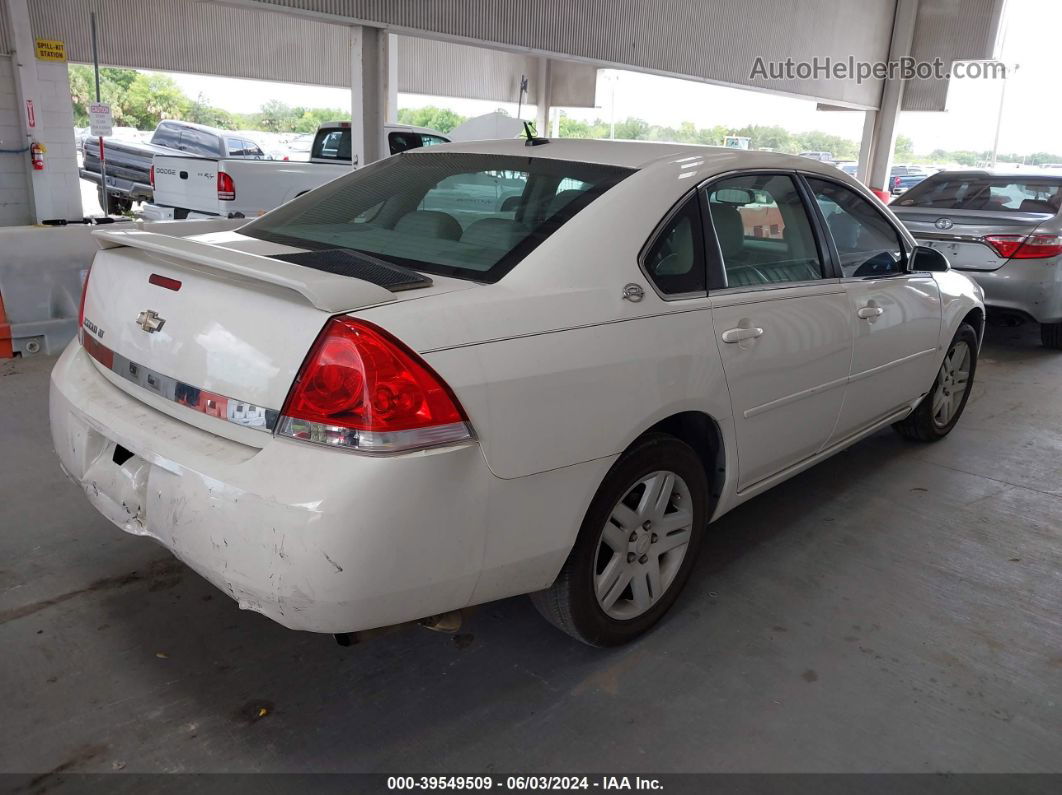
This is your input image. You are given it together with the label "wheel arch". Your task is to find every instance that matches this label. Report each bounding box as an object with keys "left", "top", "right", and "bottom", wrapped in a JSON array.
[
  {"left": 961, "top": 306, "right": 985, "bottom": 348},
  {"left": 637, "top": 411, "right": 726, "bottom": 516}
]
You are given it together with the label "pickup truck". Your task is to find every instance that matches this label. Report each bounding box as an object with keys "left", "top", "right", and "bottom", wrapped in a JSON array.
[
  {"left": 143, "top": 121, "right": 449, "bottom": 220},
  {"left": 81, "top": 120, "right": 271, "bottom": 213}
]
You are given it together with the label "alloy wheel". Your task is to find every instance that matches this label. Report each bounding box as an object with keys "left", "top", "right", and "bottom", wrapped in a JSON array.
[
  {"left": 593, "top": 470, "right": 694, "bottom": 620},
  {"left": 932, "top": 340, "right": 971, "bottom": 428}
]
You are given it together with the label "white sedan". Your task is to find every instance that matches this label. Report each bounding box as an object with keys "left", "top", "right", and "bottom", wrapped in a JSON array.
[{"left": 51, "top": 140, "right": 984, "bottom": 646}]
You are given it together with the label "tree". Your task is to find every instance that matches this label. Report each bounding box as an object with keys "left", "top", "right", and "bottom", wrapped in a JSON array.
[
  {"left": 397, "top": 106, "right": 467, "bottom": 134},
  {"left": 894, "top": 135, "right": 914, "bottom": 158},
  {"left": 613, "top": 117, "right": 650, "bottom": 140}
]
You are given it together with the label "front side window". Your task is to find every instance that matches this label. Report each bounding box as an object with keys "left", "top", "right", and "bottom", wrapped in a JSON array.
[
  {"left": 806, "top": 177, "right": 905, "bottom": 277},
  {"left": 706, "top": 174, "right": 824, "bottom": 288},
  {"left": 242, "top": 152, "right": 633, "bottom": 283},
  {"left": 642, "top": 196, "right": 705, "bottom": 296},
  {"left": 420, "top": 134, "right": 449, "bottom": 147}
]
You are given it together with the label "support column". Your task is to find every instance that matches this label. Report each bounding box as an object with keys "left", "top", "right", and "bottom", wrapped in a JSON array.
[
  {"left": 4, "top": 0, "right": 80, "bottom": 223},
  {"left": 857, "top": 110, "right": 877, "bottom": 185},
  {"left": 534, "top": 58, "right": 551, "bottom": 136},
  {"left": 384, "top": 33, "right": 398, "bottom": 124},
  {"left": 864, "top": 0, "right": 919, "bottom": 195},
  {"left": 350, "top": 25, "right": 388, "bottom": 168}
]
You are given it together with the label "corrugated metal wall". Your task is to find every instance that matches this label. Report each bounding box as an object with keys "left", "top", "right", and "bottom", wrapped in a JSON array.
[
  {"left": 398, "top": 36, "right": 595, "bottom": 106},
  {"left": 0, "top": 0, "right": 13, "bottom": 56},
  {"left": 902, "top": 0, "right": 1004, "bottom": 111},
  {"left": 25, "top": 0, "right": 597, "bottom": 105},
  {"left": 254, "top": 0, "right": 897, "bottom": 108},
  {"left": 29, "top": 0, "right": 352, "bottom": 85}
]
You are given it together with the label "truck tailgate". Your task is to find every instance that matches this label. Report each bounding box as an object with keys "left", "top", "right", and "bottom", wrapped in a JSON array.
[{"left": 153, "top": 155, "right": 222, "bottom": 216}]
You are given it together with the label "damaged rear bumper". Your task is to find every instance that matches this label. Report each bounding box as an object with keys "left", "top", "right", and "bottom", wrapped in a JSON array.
[{"left": 48, "top": 342, "right": 491, "bottom": 633}]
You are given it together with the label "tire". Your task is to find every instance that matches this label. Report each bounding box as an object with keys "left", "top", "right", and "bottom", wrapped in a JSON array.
[
  {"left": 893, "top": 323, "right": 978, "bottom": 442},
  {"left": 530, "top": 433, "right": 708, "bottom": 646},
  {"left": 1041, "top": 321, "right": 1062, "bottom": 350},
  {"left": 96, "top": 187, "right": 131, "bottom": 215}
]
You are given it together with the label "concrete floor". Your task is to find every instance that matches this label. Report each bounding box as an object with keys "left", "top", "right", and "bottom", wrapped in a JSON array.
[{"left": 1, "top": 324, "right": 1059, "bottom": 775}]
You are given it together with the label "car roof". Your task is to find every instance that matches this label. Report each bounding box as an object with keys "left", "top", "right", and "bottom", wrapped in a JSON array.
[
  {"left": 408, "top": 137, "right": 851, "bottom": 177},
  {"left": 925, "top": 169, "right": 1062, "bottom": 180}
]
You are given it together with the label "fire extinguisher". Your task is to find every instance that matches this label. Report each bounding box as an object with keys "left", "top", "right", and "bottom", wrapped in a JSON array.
[{"left": 30, "top": 142, "right": 45, "bottom": 171}]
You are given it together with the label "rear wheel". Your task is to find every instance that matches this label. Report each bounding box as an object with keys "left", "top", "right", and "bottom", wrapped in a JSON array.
[
  {"left": 1041, "top": 321, "right": 1062, "bottom": 349},
  {"left": 893, "top": 323, "right": 977, "bottom": 442},
  {"left": 531, "top": 433, "right": 707, "bottom": 646}
]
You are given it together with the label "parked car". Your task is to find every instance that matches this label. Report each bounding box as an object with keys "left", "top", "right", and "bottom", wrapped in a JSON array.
[
  {"left": 893, "top": 171, "right": 1062, "bottom": 347},
  {"left": 142, "top": 121, "right": 450, "bottom": 220},
  {"left": 799, "top": 151, "right": 833, "bottom": 162},
  {"left": 835, "top": 161, "right": 859, "bottom": 177},
  {"left": 891, "top": 173, "right": 927, "bottom": 194},
  {"left": 80, "top": 120, "right": 272, "bottom": 213},
  {"left": 52, "top": 141, "right": 983, "bottom": 646}
]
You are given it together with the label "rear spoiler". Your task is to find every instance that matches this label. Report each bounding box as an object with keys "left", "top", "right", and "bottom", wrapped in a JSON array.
[{"left": 92, "top": 229, "right": 396, "bottom": 313}]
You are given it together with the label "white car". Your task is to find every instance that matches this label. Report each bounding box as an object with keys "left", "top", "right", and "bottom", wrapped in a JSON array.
[{"left": 51, "top": 140, "right": 984, "bottom": 646}]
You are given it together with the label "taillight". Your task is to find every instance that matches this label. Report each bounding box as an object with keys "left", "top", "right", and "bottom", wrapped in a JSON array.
[
  {"left": 276, "top": 317, "right": 473, "bottom": 453},
  {"left": 77, "top": 264, "right": 92, "bottom": 343},
  {"left": 893, "top": 176, "right": 902, "bottom": 190},
  {"left": 217, "top": 172, "right": 235, "bottom": 201},
  {"left": 983, "top": 233, "right": 1062, "bottom": 260},
  {"left": 149, "top": 164, "right": 155, "bottom": 189}
]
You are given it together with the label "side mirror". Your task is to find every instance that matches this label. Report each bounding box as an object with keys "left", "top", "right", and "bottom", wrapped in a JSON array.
[{"left": 910, "top": 244, "right": 950, "bottom": 273}]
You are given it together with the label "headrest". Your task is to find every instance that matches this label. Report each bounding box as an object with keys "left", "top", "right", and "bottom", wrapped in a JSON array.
[
  {"left": 394, "top": 210, "right": 463, "bottom": 241},
  {"left": 461, "top": 218, "right": 530, "bottom": 250},
  {"left": 711, "top": 203, "right": 745, "bottom": 259}
]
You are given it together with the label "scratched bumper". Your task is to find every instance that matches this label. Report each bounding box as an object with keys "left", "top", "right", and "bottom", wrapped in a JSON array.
[
  {"left": 956, "top": 257, "right": 1062, "bottom": 324},
  {"left": 48, "top": 342, "right": 491, "bottom": 633}
]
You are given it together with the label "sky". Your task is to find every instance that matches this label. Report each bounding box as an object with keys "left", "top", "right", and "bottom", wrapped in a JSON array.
[{"left": 165, "top": 0, "right": 1056, "bottom": 157}]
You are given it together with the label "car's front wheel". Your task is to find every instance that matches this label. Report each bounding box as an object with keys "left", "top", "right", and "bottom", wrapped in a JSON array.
[
  {"left": 531, "top": 433, "right": 707, "bottom": 646},
  {"left": 893, "top": 323, "right": 978, "bottom": 442}
]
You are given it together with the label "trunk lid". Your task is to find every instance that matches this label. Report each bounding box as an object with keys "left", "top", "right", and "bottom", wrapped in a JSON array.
[
  {"left": 153, "top": 155, "right": 222, "bottom": 214},
  {"left": 81, "top": 229, "right": 399, "bottom": 445},
  {"left": 892, "top": 206, "right": 1051, "bottom": 271}
]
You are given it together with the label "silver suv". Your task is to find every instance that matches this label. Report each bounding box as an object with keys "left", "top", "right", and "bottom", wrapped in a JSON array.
[{"left": 893, "top": 171, "right": 1062, "bottom": 348}]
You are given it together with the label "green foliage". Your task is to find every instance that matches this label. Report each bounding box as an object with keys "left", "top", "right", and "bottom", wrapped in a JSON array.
[{"left": 396, "top": 106, "right": 467, "bottom": 134}]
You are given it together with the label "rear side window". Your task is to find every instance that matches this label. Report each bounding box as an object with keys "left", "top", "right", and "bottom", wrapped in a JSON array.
[
  {"left": 642, "top": 197, "right": 705, "bottom": 296},
  {"left": 388, "top": 131, "right": 422, "bottom": 155},
  {"left": 706, "top": 174, "right": 824, "bottom": 288},
  {"left": 153, "top": 123, "right": 180, "bottom": 148},
  {"left": 313, "top": 129, "right": 351, "bottom": 161},
  {"left": 898, "top": 175, "right": 1062, "bottom": 214},
  {"left": 806, "top": 178, "right": 905, "bottom": 277},
  {"left": 178, "top": 128, "right": 222, "bottom": 157},
  {"left": 242, "top": 152, "right": 633, "bottom": 283}
]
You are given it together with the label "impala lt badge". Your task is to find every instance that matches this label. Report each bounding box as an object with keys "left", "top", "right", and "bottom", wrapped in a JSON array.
[{"left": 136, "top": 309, "right": 166, "bottom": 334}]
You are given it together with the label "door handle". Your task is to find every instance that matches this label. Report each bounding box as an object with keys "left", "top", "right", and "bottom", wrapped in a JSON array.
[
  {"left": 721, "top": 326, "right": 764, "bottom": 343},
  {"left": 857, "top": 306, "right": 884, "bottom": 319}
]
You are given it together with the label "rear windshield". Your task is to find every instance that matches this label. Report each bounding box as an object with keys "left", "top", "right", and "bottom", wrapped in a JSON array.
[
  {"left": 897, "top": 175, "right": 1062, "bottom": 214},
  {"left": 241, "top": 152, "right": 633, "bottom": 282},
  {"left": 312, "top": 128, "right": 351, "bottom": 161}
]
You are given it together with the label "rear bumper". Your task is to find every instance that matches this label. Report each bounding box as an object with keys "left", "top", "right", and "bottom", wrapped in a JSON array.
[
  {"left": 79, "top": 170, "right": 153, "bottom": 203},
  {"left": 49, "top": 344, "right": 519, "bottom": 633},
  {"left": 956, "top": 259, "right": 1062, "bottom": 324},
  {"left": 49, "top": 342, "right": 604, "bottom": 633}
]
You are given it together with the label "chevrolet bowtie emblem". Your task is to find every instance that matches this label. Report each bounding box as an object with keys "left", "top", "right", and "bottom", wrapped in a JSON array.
[{"left": 136, "top": 309, "right": 166, "bottom": 333}]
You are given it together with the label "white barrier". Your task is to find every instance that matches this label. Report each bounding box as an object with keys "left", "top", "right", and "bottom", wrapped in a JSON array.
[{"left": 0, "top": 217, "right": 246, "bottom": 357}]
